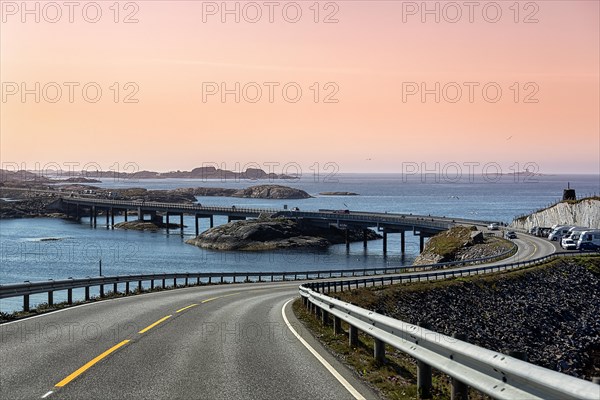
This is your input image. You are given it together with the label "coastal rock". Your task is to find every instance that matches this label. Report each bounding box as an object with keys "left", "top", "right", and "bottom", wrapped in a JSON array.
[
  {"left": 114, "top": 220, "right": 183, "bottom": 231},
  {"left": 319, "top": 192, "right": 359, "bottom": 196},
  {"left": 511, "top": 197, "right": 600, "bottom": 231},
  {"left": 231, "top": 185, "right": 311, "bottom": 199},
  {"left": 186, "top": 218, "right": 380, "bottom": 251}
]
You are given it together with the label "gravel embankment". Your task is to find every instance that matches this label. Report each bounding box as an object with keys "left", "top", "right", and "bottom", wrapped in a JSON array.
[{"left": 337, "top": 258, "right": 600, "bottom": 380}]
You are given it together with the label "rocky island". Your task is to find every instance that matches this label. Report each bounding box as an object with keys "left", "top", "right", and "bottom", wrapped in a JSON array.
[{"left": 186, "top": 217, "right": 380, "bottom": 251}]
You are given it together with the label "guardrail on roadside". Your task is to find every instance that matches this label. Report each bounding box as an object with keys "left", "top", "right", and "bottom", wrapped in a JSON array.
[
  {"left": 299, "top": 251, "right": 600, "bottom": 399},
  {"left": 0, "top": 241, "right": 518, "bottom": 312}
]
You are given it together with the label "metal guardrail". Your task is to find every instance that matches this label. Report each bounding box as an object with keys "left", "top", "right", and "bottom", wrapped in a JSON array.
[
  {"left": 0, "top": 241, "right": 518, "bottom": 312},
  {"left": 299, "top": 251, "right": 600, "bottom": 399}
]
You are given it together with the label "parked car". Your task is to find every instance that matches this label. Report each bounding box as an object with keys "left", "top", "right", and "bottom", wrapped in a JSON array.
[
  {"left": 505, "top": 231, "right": 517, "bottom": 239},
  {"left": 488, "top": 223, "right": 499, "bottom": 230},
  {"left": 548, "top": 226, "right": 574, "bottom": 241},
  {"left": 576, "top": 230, "right": 600, "bottom": 249},
  {"left": 560, "top": 238, "right": 577, "bottom": 250},
  {"left": 578, "top": 242, "right": 600, "bottom": 251}
]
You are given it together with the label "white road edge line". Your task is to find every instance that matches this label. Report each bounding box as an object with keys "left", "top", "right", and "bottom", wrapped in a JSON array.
[
  {"left": 41, "top": 391, "right": 53, "bottom": 398},
  {"left": 281, "top": 298, "right": 366, "bottom": 400}
]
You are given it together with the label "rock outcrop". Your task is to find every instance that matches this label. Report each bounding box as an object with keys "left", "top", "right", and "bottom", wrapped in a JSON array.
[
  {"left": 511, "top": 198, "right": 600, "bottom": 231},
  {"left": 186, "top": 218, "right": 380, "bottom": 251},
  {"left": 413, "top": 226, "right": 512, "bottom": 266}
]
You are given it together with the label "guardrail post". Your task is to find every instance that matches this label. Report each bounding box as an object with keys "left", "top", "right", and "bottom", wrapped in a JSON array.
[
  {"left": 373, "top": 338, "right": 385, "bottom": 365},
  {"left": 321, "top": 309, "right": 330, "bottom": 326},
  {"left": 23, "top": 295, "right": 30, "bottom": 312},
  {"left": 333, "top": 316, "right": 342, "bottom": 335},
  {"left": 451, "top": 333, "right": 468, "bottom": 400},
  {"left": 349, "top": 325, "right": 359, "bottom": 347},
  {"left": 417, "top": 322, "right": 433, "bottom": 399}
]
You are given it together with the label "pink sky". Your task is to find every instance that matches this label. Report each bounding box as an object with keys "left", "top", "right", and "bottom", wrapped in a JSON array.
[{"left": 1, "top": 1, "right": 599, "bottom": 175}]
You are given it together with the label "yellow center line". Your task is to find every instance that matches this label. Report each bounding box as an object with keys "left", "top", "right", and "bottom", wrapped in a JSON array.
[
  {"left": 176, "top": 303, "right": 198, "bottom": 313},
  {"left": 55, "top": 340, "right": 130, "bottom": 388},
  {"left": 138, "top": 315, "right": 172, "bottom": 334},
  {"left": 201, "top": 292, "right": 240, "bottom": 303}
]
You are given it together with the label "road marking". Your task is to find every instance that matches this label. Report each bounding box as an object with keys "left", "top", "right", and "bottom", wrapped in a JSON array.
[
  {"left": 176, "top": 303, "right": 198, "bottom": 313},
  {"left": 55, "top": 340, "right": 130, "bottom": 387},
  {"left": 41, "top": 391, "right": 53, "bottom": 398},
  {"left": 281, "top": 299, "right": 366, "bottom": 400},
  {"left": 138, "top": 315, "right": 172, "bottom": 334},
  {"left": 201, "top": 292, "right": 239, "bottom": 303}
]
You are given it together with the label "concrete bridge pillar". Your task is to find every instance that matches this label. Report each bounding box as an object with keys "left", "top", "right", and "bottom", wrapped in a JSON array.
[
  {"left": 195, "top": 215, "right": 199, "bottom": 236},
  {"left": 345, "top": 229, "right": 350, "bottom": 249},
  {"left": 401, "top": 231, "right": 406, "bottom": 253},
  {"left": 383, "top": 231, "right": 388, "bottom": 255},
  {"left": 166, "top": 212, "right": 170, "bottom": 234},
  {"left": 419, "top": 234, "right": 425, "bottom": 252},
  {"left": 137, "top": 207, "right": 143, "bottom": 221},
  {"left": 210, "top": 215, "right": 214, "bottom": 228},
  {"left": 92, "top": 206, "right": 97, "bottom": 228},
  {"left": 124, "top": 209, "right": 128, "bottom": 222},
  {"left": 363, "top": 229, "right": 368, "bottom": 248},
  {"left": 110, "top": 208, "right": 114, "bottom": 229},
  {"left": 180, "top": 213, "right": 184, "bottom": 234}
]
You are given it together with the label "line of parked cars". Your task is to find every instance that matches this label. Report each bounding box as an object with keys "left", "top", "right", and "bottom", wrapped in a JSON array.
[{"left": 530, "top": 225, "right": 600, "bottom": 251}]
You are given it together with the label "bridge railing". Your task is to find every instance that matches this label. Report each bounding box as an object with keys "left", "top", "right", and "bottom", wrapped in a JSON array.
[{"left": 299, "top": 251, "right": 600, "bottom": 400}]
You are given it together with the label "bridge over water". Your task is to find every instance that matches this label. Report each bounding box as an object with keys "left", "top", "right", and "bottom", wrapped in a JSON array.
[{"left": 56, "top": 197, "right": 495, "bottom": 253}]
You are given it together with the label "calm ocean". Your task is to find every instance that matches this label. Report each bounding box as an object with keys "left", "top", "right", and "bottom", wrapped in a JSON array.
[{"left": 1, "top": 173, "right": 598, "bottom": 311}]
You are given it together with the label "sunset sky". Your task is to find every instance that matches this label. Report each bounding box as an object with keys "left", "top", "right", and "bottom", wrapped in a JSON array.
[{"left": 1, "top": 1, "right": 599, "bottom": 175}]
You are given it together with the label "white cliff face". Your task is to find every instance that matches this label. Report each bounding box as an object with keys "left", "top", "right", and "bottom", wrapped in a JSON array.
[{"left": 511, "top": 199, "right": 600, "bottom": 231}]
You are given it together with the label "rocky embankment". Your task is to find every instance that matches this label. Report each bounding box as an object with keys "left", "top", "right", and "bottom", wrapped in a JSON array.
[
  {"left": 186, "top": 218, "right": 380, "bottom": 250},
  {"left": 413, "top": 226, "right": 514, "bottom": 266},
  {"left": 0, "top": 197, "right": 63, "bottom": 219},
  {"left": 337, "top": 257, "right": 600, "bottom": 380},
  {"left": 511, "top": 197, "right": 600, "bottom": 231}
]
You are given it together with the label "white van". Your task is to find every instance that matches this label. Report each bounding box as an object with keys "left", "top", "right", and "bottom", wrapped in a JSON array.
[
  {"left": 565, "top": 227, "right": 589, "bottom": 242},
  {"left": 576, "top": 230, "right": 600, "bottom": 249},
  {"left": 548, "top": 226, "right": 573, "bottom": 241}
]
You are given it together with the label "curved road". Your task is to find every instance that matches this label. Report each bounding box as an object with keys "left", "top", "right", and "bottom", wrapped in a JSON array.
[{"left": 0, "top": 233, "right": 556, "bottom": 399}]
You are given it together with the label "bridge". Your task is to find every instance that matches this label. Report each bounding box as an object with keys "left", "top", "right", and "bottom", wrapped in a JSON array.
[{"left": 56, "top": 197, "right": 494, "bottom": 252}]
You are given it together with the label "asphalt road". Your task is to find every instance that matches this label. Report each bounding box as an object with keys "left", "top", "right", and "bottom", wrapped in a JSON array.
[{"left": 0, "top": 233, "right": 557, "bottom": 400}]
